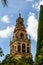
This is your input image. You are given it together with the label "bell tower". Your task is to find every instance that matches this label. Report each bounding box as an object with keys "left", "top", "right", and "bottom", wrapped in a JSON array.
[{"left": 10, "top": 14, "right": 32, "bottom": 59}]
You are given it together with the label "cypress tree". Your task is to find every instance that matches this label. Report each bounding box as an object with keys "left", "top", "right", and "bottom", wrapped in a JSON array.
[
  {"left": 37, "top": 5, "right": 43, "bottom": 53},
  {"left": 34, "top": 5, "right": 43, "bottom": 65}
]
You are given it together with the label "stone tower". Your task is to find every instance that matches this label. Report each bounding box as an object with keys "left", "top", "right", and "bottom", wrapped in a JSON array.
[{"left": 10, "top": 14, "right": 32, "bottom": 59}]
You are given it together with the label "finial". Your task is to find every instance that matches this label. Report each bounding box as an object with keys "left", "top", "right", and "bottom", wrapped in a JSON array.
[{"left": 19, "top": 13, "right": 21, "bottom": 17}]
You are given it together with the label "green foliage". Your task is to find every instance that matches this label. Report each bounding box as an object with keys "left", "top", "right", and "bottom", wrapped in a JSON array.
[
  {"left": 1, "top": 54, "right": 17, "bottom": 65},
  {"left": 34, "top": 5, "right": 43, "bottom": 65},
  {"left": 19, "top": 56, "right": 33, "bottom": 65},
  {"left": 37, "top": 5, "right": 43, "bottom": 52},
  {"left": 0, "top": 48, "right": 4, "bottom": 57},
  {"left": 0, "top": 61, "right": 1, "bottom": 65},
  {"left": 0, "top": 54, "right": 33, "bottom": 65}
]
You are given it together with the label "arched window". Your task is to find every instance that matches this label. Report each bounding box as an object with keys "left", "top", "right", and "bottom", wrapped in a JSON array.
[
  {"left": 18, "top": 43, "right": 21, "bottom": 52},
  {"left": 22, "top": 44, "right": 25, "bottom": 53}
]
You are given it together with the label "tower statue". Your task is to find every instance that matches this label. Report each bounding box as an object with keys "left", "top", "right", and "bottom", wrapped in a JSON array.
[{"left": 10, "top": 14, "right": 32, "bottom": 59}]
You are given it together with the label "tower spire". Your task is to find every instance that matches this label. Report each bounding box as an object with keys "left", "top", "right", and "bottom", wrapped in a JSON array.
[{"left": 19, "top": 13, "right": 21, "bottom": 17}]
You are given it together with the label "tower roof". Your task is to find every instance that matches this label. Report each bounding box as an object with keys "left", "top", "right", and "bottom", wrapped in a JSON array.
[{"left": 14, "top": 14, "right": 26, "bottom": 33}]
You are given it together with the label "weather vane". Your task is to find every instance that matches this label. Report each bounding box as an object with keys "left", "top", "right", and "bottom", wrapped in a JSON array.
[{"left": 19, "top": 9, "right": 21, "bottom": 17}]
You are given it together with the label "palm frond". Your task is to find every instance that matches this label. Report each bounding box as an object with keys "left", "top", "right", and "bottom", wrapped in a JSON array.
[{"left": 1, "top": 0, "right": 8, "bottom": 7}]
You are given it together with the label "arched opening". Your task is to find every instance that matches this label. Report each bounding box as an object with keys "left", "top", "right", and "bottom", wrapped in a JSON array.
[
  {"left": 22, "top": 44, "right": 25, "bottom": 53},
  {"left": 27, "top": 47, "right": 30, "bottom": 53},
  {"left": 20, "top": 33, "right": 23, "bottom": 39},
  {"left": 20, "top": 21, "right": 22, "bottom": 24},
  {"left": 18, "top": 43, "right": 21, "bottom": 52}
]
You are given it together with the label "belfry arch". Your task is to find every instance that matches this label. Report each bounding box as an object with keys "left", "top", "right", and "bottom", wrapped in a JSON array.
[
  {"left": 22, "top": 44, "right": 25, "bottom": 53},
  {"left": 18, "top": 43, "right": 21, "bottom": 52}
]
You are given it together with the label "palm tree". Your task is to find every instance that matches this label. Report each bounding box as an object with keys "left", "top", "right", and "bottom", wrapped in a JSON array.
[{"left": 1, "top": 0, "right": 7, "bottom": 7}]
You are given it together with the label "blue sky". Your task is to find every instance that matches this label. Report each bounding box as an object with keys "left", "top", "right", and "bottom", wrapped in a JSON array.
[{"left": 0, "top": 0, "right": 43, "bottom": 61}]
